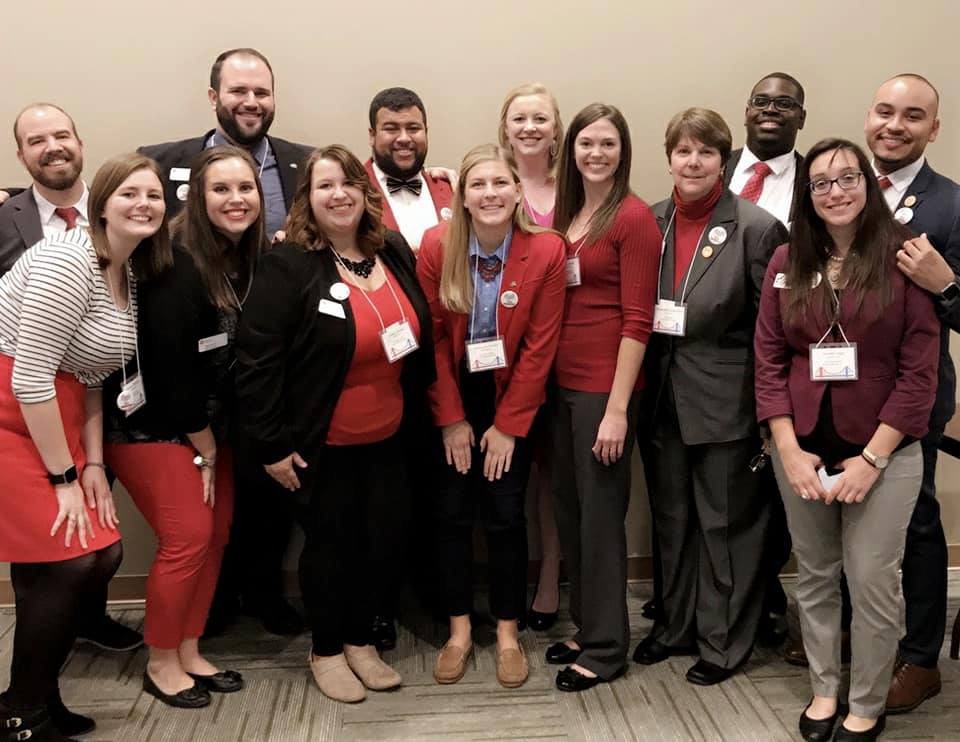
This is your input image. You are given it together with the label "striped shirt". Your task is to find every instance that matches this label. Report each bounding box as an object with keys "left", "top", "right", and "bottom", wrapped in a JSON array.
[{"left": 0, "top": 231, "right": 137, "bottom": 403}]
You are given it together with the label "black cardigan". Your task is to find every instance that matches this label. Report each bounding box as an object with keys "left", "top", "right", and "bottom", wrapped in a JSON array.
[{"left": 234, "top": 230, "right": 436, "bottom": 468}]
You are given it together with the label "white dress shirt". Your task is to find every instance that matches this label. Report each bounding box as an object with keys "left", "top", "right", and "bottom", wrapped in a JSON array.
[
  {"left": 729, "top": 147, "right": 797, "bottom": 227},
  {"left": 32, "top": 184, "right": 90, "bottom": 239},
  {"left": 872, "top": 156, "right": 925, "bottom": 213},
  {"left": 372, "top": 161, "right": 438, "bottom": 249}
]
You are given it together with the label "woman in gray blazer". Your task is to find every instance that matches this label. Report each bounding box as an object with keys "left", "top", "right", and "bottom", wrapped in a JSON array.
[{"left": 634, "top": 108, "right": 788, "bottom": 685}]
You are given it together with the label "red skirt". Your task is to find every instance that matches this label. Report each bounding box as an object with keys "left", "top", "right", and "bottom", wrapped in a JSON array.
[{"left": 0, "top": 354, "right": 122, "bottom": 563}]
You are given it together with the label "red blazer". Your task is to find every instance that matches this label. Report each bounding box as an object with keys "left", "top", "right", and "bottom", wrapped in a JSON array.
[
  {"left": 416, "top": 223, "right": 566, "bottom": 437},
  {"left": 754, "top": 244, "right": 939, "bottom": 443},
  {"left": 364, "top": 159, "right": 453, "bottom": 234}
]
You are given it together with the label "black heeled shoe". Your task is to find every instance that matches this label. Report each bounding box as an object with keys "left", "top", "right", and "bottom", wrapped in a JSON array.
[
  {"left": 142, "top": 671, "right": 211, "bottom": 709},
  {"left": 545, "top": 641, "right": 580, "bottom": 665},
  {"left": 799, "top": 700, "right": 839, "bottom": 742},
  {"left": 527, "top": 582, "right": 559, "bottom": 632},
  {"left": 186, "top": 670, "right": 244, "bottom": 693},
  {"left": 832, "top": 714, "right": 885, "bottom": 741}
]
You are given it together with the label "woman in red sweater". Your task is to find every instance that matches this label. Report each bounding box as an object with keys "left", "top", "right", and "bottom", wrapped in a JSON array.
[
  {"left": 545, "top": 103, "right": 661, "bottom": 691},
  {"left": 417, "top": 143, "right": 566, "bottom": 688}
]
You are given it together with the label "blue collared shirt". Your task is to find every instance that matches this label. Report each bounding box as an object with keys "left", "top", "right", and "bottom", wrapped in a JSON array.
[
  {"left": 208, "top": 131, "right": 285, "bottom": 238},
  {"left": 468, "top": 230, "right": 512, "bottom": 340}
]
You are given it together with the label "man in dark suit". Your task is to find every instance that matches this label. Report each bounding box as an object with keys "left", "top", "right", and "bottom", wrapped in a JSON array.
[
  {"left": 865, "top": 73, "right": 960, "bottom": 714},
  {"left": 0, "top": 103, "right": 144, "bottom": 658},
  {"left": 139, "top": 48, "right": 312, "bottom": 637}
]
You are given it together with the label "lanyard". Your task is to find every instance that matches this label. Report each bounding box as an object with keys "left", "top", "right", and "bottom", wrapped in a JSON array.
[
  {"left": 655, "top": 208, "right": 706, "bottom": 305},
  {"left": 331, "top": 251, "right": 408, "bottom": 332},
  {"left": 814, "top": 286, "right": 852, "bottom": 346},
  {"left": 224, "top": 272, "right": 251, "bottom": 310},
  {"left": 468, "top": 251, "right": 504, "bottom": 342},
  {"left": 104, "top": 265, "right": 141, "bottom": 385}
]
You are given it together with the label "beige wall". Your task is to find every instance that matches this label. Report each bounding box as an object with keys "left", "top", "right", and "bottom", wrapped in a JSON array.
[{"left": 2, "top": 0, "right": 958, "bottom": 582}]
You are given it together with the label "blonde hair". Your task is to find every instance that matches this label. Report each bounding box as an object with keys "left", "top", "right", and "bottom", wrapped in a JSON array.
[
  {"left": 440, "top": 144, "right": 554, "bottom": 313},
  {"left": 497, "top": 83, "right": 564, "bottom": 173}
]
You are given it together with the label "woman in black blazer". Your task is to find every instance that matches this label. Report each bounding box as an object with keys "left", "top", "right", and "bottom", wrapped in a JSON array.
[{"left": 235, "top": 145, "right": 435, "bottom": 704}]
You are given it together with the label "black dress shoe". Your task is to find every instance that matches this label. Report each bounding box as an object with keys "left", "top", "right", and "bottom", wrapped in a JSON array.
[
  {"left": 632, "top": 636, "right": 697, "bottom": 665},
  {"left": 370, "top": 615, "right": 397, "bottom": 651},
  {"left": 187, "top": 670, "right": 244, "bottom": 693},
  {"left": 799, "top": 701, "right": 839, "bottom": 742},
  {"left": 142, "top": 671, "right": 211, "bottom": 709},
  {"left": 555, "top": 666, "right": 603, "bottom": 692},
  {"left": 685, "top": 659, "right": 736, "bottom": 686},
  {"left": 76, "top": 615, "right": 144, "bottom": 652},
  {"left": 251, "top": 598, "right": 303, "bottom": 636},
  {"left": 527, "top": 607, "right": 558, "bottom": 632},
  {"left": 641, "top": 599, "right": 661, "bottom": 621},
  {"left": 545, "top": 642, "right": 580, "bottom": 665},
  {"left": 833, "top": 714, "right": 885, "bottom": 741},
  {"left": 49, "top": 689, "right": 96, "bottom": 736},
  {"left": 757, "top": 612, "right": 789, "bottom": 648}
]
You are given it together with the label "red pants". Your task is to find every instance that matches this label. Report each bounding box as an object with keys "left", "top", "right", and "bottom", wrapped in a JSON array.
[{"left": 105, "top": 442, "right": 234, "bottom": 649}]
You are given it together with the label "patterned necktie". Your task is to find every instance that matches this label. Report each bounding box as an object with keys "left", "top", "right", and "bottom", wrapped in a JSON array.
[
  {"left": 877, "top": 176, "right": 893, "bottom": 190},
  {"left": 473, "top": 255, "right": 503, "bottom": 282},
  {"left": 386, "top": 175, "right": 423, "bottom": 197},
  {"left": 739, "top": 161, "right": 772, "bottom": 203},
  {"left": 54, "top": 206, "right": 81, "bottom": 230}
]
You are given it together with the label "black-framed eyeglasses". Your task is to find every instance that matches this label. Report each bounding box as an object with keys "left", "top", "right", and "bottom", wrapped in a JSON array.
[
  {"left": 748, "top": 95, "right": 800, "bottom": 112},
  {"left": 808, "top": 172, "right": 864, "bottom": 196}
]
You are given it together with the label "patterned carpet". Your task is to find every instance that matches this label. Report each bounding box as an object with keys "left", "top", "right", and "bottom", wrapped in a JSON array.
[{"left": 1, "top": 580, "right": 959, "bottom": 741}]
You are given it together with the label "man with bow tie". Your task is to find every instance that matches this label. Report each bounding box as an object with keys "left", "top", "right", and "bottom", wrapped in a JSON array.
[{"left": 365, "top": 87, "right": 453, "bottom": 252}]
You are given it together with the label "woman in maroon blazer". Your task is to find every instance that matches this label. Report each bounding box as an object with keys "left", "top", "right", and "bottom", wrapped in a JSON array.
[
  {"left": 417, "top": 143, "right": 566, "bottom": 689},
  {"left": 755, "top": 138, "right": 939, "bottom": 742}
]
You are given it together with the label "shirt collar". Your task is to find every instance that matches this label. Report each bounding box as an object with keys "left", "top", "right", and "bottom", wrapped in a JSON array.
[
  {"left": 208, "top": 130, "right": 271, "bottom": 163},
  {"left": 469, "top": 229, "right": 512, "bottom": 261},
  {"left": 371, "top": 160, "right": 424, "bottom": 189},
  {"left": 32, "top": 182, "right": 90, "bottom": 226},
  {"left": 872, "top": 155, "right": 926, "bottom": 193},
  {"left": 739, "top": 146, "right": 796, "bottom": 177}
]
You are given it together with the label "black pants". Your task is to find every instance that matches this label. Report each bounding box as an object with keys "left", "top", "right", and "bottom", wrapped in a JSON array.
[
  {"left": 297, "top": 435, "right": 409, "bottom": 656},
  {"left": 434, "top": 367, "right": 530, "bottom": 621}
]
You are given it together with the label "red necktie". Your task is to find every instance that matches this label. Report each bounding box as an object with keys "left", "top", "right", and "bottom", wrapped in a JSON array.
[
  {"left": 877, "top": 176, "right": 893, "bottom": 190},
  {"left": 54, "top": 206, "right": 81, "bottom": 230},
  {"left": 739, "top": 161, "right": 772, "bottom": 203}
]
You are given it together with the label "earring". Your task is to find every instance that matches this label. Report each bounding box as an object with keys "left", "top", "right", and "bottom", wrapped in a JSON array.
[{"left": 549, "top": 140, "right": 559, "bottom": 159}]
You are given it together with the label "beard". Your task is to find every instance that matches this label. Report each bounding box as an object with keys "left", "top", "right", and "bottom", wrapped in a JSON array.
[
  {"left": 29, "top": 150, "right": 83, "bottom": 191},
  {"left": 216, "top": 100, "right": 275, "bottom": 145},
  {"left": 373, "top": 147, "right": 427, "bottom": 180}
]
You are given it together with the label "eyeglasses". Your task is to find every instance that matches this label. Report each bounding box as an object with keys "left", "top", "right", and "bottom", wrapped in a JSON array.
[
  {"left": 748, "top": 95, "right": 801, "bottom": 112},
  {"left": 808, "top": 172, "right": 864, "bottom": 195}
]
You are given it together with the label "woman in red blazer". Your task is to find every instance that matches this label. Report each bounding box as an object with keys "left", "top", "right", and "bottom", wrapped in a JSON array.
[
  {"left": 755, "top": 138, "right": 939, "bottom": 742},
  {"left": 417, "top": 143, "right": 565, "bottom": 689}
]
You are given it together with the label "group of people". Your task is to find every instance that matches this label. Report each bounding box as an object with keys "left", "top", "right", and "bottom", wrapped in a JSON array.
[{"left": 0, "top": 47, "right": 957, "bottom": 742}]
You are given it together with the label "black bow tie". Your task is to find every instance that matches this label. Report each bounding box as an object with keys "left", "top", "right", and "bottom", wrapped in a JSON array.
[{"left": 386, "top": 175, "right": 422, "bottom": 197}]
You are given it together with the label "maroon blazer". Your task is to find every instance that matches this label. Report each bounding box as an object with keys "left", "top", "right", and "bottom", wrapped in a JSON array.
[
  {"left": 364, "top": 159, "right": 453, "bottom": 236},
  {"left": 416, "top": 223, "right": 566, "bottom": 438},
  {"left": 755, "top": 244, "right": 939, "bottom": 443}
]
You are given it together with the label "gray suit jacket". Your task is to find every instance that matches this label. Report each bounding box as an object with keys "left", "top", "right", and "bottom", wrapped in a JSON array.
[
  {"left": 644, "top": 188, "right": 788, "bottom": 445},
  {"left": 0, "top": 189, "right": 43, "bottom": 276}
]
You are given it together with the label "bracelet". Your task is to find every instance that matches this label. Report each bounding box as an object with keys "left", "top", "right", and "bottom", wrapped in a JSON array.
[{"left": 84, "top": 462, "right": 106, "bottom": 469}]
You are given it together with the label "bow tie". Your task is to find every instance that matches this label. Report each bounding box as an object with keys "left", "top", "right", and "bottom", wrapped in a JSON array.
[
  {"left": 386, "top": 175, "right": 423, "bottom": 197},
  {"left": 473, "top": 255, "right": 503, "bottom": 282}
]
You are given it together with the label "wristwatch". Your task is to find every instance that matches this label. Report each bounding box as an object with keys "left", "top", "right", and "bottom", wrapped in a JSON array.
[
  {"left": 940, "top": 281, "right": 960, "bottom": 302},
  {"left": 861, "top": 448, "right": 889, "bottom": 470},
  {"left": 48, "top": 464, "right": 79, "bottom": 485},
  {"left": 193, "top": 454, "right": 216, "bottom": 470}
]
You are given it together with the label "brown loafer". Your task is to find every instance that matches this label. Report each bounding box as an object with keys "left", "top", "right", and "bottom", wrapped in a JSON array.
[
  {"left": 886, "top": 659, "right": 941, "bottom": 714},
  {"left": 496, "top": 646, "right": 529, "bottom": 688},
  {"left": 434, "top": 642, "right": 473, "bottom": 684}
]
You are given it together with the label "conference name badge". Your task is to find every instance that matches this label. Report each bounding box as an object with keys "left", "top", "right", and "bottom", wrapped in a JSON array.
[
  {"left": 380, "top": 320, "right": 418, "bottom": 363},
  {"left": 809, "top": 342, "right": 858, "bottom": 382},
  {"left": 198, "top": 332, "right": 228, "bottom": 353},
  {"left": 465, "top": 337, "right": 507, "bottom": 372},
  {"left": 652, "top": 299, "right": 686, "bottom": 336},
  {"left": 117, "top": 373, "right": 147, "bottom": 416},
  {"left": 565, "top": 256, "right": 582, "bottom": 287}
]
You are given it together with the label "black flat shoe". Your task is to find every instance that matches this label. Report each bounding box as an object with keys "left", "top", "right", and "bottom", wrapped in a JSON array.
[
  {"left": 142, "top": 671, "right": 211, "bottom": 709},
  {"left": 555, "top": 666, "right": 603, "bottom": 692},
  {"left": 685, "top": 659, "right": 736, "bottom": 686},
  {"left": 799, "top": 701, "right": 839, "bottom": 742},
  {"left": 49, "top": 689, "right": 96, "bottom": 736},
  {"left": 187, "top": 670, "right": 244, "bottom": 693},
  {"left": 833, "top": 714, "right": 885, "bottom": 741},
  {"left": 527, "top": 607, "right": 559, "bottom": 632},
  {"left": 371, "top": 615, "right": 397, "bottom": 651},
  {"left": 757, "top": 612, "right": 789, "bottom": 648},
  {"left": 632, "top": 636, "right": 697, "bottom": 665},
  {"left": 545, "top": 642, "right": 580, "bottom": 665}
]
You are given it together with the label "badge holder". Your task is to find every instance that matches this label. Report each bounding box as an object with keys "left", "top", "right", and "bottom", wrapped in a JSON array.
[
  {"left": 651, "top": 210, "right": 701, "bottom": 338},
  {"left": 809, "top": 322, "right": 858, "bottom": 382},
  {"left": 466, "top": 252, "right": 508, "bottom": 372},
  {"left": 565, "top": 256, "right": 581, "bottom": 287},
  {"left": 105, "top": 266, "right": 146, "bottom": 416}
]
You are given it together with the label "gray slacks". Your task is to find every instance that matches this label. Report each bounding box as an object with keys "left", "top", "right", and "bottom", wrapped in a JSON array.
[
  {"left": 550, "top": 387, "right": 640, "bottom": 679},
  {"left": 773, "top": 442, "right": 922, "bottom": 718}
]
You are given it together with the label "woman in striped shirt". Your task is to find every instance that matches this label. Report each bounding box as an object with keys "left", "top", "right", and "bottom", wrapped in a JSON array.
[{"left": 0, "top": 152, "right": 170, "bottom": 742}]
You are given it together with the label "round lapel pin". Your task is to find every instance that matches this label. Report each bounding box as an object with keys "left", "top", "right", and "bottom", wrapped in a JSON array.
[
  {"left": 440, "top": 207, "right": 453, "bottom": 221},
  {"left": 176, "top": 184, "right": 189, "bottom": 202},
  {"left": 904, "top": 195, "right": 917, "bottom": 208},
  {"left": 701, "top": 245, "right": 714, "bottom": 259},
  {"left": 894, "top": 207, "right": 914, "bottom": 225},
  {"left": 329, "top": 282, "right": 350, "bottom": 301},
  {"left": 501, "top": 290, "right": 519, "bottom": 308},
  {"left": 708, "top": 226, "right": 727, "bottom": 245}
]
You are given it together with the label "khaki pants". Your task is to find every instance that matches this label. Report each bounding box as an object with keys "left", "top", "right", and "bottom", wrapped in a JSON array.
[{"left": 773, "top": 442, "right": 922, "bottom": 718}]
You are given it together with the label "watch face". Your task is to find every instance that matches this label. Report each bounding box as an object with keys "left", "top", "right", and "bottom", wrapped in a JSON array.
[{"left": 942, "top": 283, "right": 960, "bottom": 301}]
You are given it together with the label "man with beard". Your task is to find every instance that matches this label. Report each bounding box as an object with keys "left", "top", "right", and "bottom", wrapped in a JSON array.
[
  {"left": 365, "top": 87, "right": 453, "bottom": 251},
  {"left": 139, "top": 47, "right": 312, "bottom": 240},
  {"left": 0, "top": 104, "right": 145, "bottom": 670},
  {"left": 140, "top": 49, "right": 311, "bottom": 637}
]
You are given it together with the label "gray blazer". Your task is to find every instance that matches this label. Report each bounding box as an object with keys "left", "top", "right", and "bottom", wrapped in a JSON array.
[
  {"left": 0, "top": 189, "right": 43, "bottom": 276},
  {"left": 644, "top": 188, "right": 788, "bottom": 445}
]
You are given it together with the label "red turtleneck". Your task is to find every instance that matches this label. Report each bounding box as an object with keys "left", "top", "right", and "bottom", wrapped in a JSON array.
[{"left": 672, "top": 178, "right": 723, "bottom": 293}]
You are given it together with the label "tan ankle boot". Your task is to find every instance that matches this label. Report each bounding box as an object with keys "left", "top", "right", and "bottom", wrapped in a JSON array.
[
  {"left": 309, "top": 653, "right": 365, "bottom": 702},
  {"left": 343, "top": 645, "right": 402, "bottom": 690}
]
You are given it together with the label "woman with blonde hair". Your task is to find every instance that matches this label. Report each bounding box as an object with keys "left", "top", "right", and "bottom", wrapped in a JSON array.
[{"left": 417, "top": 143, "right": 566, "bottom": 688}]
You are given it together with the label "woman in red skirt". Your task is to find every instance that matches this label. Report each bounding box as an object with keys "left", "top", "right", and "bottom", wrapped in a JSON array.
[{"left": 0, "top": 152, "right": 170, "bottom": 742}]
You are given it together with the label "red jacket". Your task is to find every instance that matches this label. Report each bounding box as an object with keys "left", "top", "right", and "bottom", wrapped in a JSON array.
[
  {"left": 416, "top": 223, "right": 566, "bottom": 437},
  {"left": 754, "top": 244, "right": 939, "bottom": 443},
  {"left": 364, "top": 159, "right": 453, "bottom": 234}
]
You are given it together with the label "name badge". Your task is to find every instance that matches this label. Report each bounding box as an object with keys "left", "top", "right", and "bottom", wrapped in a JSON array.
[
  {"left": 773, "top": 273, "right": 788, "bottom": 289},
  {"left": 117, "top": 373, "right": 147, "bottom": 416},
  {"left": 318, "top": 298, "right": 346, "bottom": 319},
  {"left": 809, "top": 342, "right": 858, "bottom": 381},
  {"left": 817, "top": 466, "right": 842, "bottom": 492},
  {"left": 465, "top": 337, "right": 507, "bottom": 372},
  {"left": 652, "top": 299, "right": 686, "bottom": 336},
  {"left": 565, "top": 256, "right": 582, "bottom": 287},
  {"left": 380, "top": 320, "right": 418, "bottom": 363},
  {"left": 198, "top": 332, "right": 228, "bottom": 353},
  {"left": 169, "top": 167, "right": 191, "bottom": 182}
]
